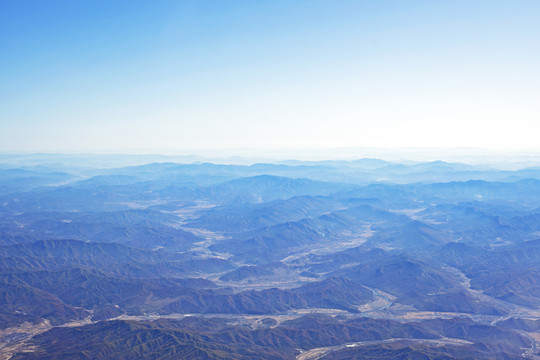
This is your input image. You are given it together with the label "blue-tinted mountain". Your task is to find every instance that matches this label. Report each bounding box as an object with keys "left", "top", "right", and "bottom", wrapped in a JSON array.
[{"left": 2, "top": 157, "right": 540, "bottom": 359}]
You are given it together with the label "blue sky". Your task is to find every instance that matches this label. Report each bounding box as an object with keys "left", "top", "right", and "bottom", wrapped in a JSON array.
[{"left": 1, "top": 0, "right": 539, "bottom": 154}]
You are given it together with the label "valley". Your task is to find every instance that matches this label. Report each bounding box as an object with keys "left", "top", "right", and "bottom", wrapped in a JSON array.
[{"left": 2, "top": 157, "right": 540, "bottom": 358}]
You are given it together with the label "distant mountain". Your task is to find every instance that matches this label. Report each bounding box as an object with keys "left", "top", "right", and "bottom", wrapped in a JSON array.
[
  {"left": 188, "top": 195, "right": 343, "bottom": 233},
  {"left": 303, "top": 246, "right": 388, "bottom": 274},
  {"left": 210, "top": 220, "right": 325, "bottom": 264},
  {"left": 0, "top": 168, "right": 75, "bottom": 195},
  {"left": 417, "top": 203, "right": 520, "bottom": 243},
  {"left": 416, "top": 179, "right": 540, "bottom": 204},
  {"left": 368, "top": 219, "right": 448, "bottom": 249},
  {"left": 198, "top": 175, "right": 356, "bottom": 204}
]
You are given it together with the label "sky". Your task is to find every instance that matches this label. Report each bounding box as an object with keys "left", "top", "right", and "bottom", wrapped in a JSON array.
[{"left": 1, "top": 0, "right": 539, "bottom": 155}]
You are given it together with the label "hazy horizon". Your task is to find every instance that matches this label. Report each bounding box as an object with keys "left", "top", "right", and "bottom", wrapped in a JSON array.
[{"left": 2, "top": 147, "right": 540, "bottom": 171}]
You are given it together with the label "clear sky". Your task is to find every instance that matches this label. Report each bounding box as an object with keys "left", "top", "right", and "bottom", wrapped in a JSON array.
[{"left": 1, "top": 0, "right": 539, "bottom": 154}]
